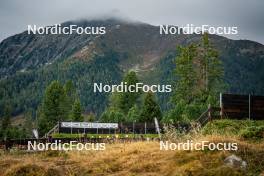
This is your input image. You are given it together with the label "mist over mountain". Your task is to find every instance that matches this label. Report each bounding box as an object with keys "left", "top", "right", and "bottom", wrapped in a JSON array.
[{"left": 0, "top": 18, "right": 264, "bottom": 117}]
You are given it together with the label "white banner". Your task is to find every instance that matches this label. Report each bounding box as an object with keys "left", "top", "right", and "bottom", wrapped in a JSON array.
[{"left": 60, "top": 122, "right": 118, "bottom": 129}]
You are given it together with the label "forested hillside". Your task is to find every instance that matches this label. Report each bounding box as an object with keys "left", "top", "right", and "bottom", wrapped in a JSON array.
[{"left": 0, "top": 19, "right": 264, "bottom": 118}]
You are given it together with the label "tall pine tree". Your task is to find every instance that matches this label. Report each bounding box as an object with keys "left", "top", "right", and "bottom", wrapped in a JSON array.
[
  {"left": 140, "top": 92, "right": 162, "bottom": 122},
  {"left": 0, "top": 104, "right": 11, "bottom": 139},
  {"left": 118, "top": 71, "right": 141, "bottom": 114},
  {"left": 197, "top": 33, "right": 224, "bottom": 105},
  {"left": 64, "top": 80, "right": 76, "bottom": 118},
  {"left": 127, "top": 105, "right": 140, "bottom": 122},
  {"left": 172, "top": 44, "right": 198, "bottom": 105},
  {"left": 70, "top": 99, "right": 84, "bottom": 121},
  {"left": 38, "top": 81, "right": 67, "bottom": 135},
  {"left": 165, "top": 33, "right": 224, "bottom": 122}
]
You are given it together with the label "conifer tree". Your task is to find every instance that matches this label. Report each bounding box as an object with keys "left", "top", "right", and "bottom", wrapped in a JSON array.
[
  {"left": 127, "top": 105, "right": 140, "bottom": 122},
  {"left": 198, "top": 33, "right": 224, "bottom": 104},
  {"left": 1, "top": 104, "right": 11, "bottom": 131},
  {"left": 85, "top": 113, "right": 96, "bottom": 122},
  {"left": 38, "top": 81, "right": 67, "bottom": 135},
  {"left": 0, "top": 104, "right": 11, "bottom": 139},
  {"left": 118, "top": 71, "right": 141, "bottom": 114},
  {"left": 71, "top": 99, "right": 83, "bottom": 121},
  {"left": 166, "top": 33, "right": 224, "bottom": 122},
  {"left": 23, "top": 110, "right": 33, "bottom": 138},
  {"left": 140, "top": 92, "right": 162, "bottom": 122},
  {"left": 104, "top": 71, "right": 142, "bottom": 122},
  {"left": 100, "top": 107, "right": 125, "bottom": 123},
  {"left": 64, "top": 80, "right": 76, "bottom": 118},
  {"left": 172, "top": 44, "right": 198, "bottom": 104}
]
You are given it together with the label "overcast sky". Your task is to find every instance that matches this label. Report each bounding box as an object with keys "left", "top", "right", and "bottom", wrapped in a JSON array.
[{"left": 0, "top": 0, "right": 263, "bottom": 44}]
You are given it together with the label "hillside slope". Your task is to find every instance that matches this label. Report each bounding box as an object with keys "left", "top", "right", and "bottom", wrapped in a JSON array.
[{"left": 0, "top": 19, "right": 264, "bottom": 117}]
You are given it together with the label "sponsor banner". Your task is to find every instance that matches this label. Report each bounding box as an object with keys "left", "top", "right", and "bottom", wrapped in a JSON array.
[{"left": 60, "top": 122, "right": 118, "bottom": 129}]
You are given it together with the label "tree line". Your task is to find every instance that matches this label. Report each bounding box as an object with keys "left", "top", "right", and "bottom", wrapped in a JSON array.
[
  {"left": 0, "top": 33, "right": 224, "bottom": 138},
  {"left": 100, "top": 71, "right": 162, "bottom": 123}
]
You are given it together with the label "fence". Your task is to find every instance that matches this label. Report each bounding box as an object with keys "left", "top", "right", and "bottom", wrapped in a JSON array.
[
  {"left": 220, "top": 93, "right": 264, "bottom": 120},
  {"left": 58, "top": 122, "right": 159, "bottom": 135}
]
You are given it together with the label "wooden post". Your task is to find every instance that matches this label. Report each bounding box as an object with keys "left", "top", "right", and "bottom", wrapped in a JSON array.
[
  {"left": 4, "top": 139, "right": 10, "bottom": 151},
  {"left": 154, "top": 118, "right": 161, "bottom": 139},
  {"left": 71, "top": 121, "right": 72, "bottom": 134},
  {"left": 208, "top": 104, "right": 212, "bottom": 121},
  {"left": 249, "top": 94, "right": 251, "bottom": 120},
  {"left": 220, "top": 93, "right": 223, "bottom": 119},
  {"left": 133, "top": 121, "right": 135, "bottom": 138},
  {"left": 144, "top": 122, "right": 147, "bottom": 135},
  {"left": 58, "top": 121, "right": 60, "bottom": 133},
  {"left": 121, "top": 122, "right": 123, "bottom": 134}
]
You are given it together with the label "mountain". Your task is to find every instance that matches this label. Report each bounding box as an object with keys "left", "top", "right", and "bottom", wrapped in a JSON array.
[{"left": 0, "top": 18, "right": 264, "bottom": 117}]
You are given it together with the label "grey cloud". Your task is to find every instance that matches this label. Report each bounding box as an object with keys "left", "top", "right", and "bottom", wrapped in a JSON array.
[{"left": 0, "top": 0, "right": 263, "bottom": 44}]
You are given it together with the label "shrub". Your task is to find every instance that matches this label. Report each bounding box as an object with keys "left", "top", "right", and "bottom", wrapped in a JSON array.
[
  {"left": 202, "top": 119, "right": 244, "bottom": 136},
  {"left": 239, "top": 126, "right": 264, "bottom": 139},
  {"left": 100, "top": 108, "right": 125, "bottom": 122}
]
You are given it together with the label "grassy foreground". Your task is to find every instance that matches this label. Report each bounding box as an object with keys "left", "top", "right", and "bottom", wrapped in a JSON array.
[
  {"left": 0, "top": 136, "right": 264, "bottom": 176},
  {"left": 1, "top": 120, "right": 264, "bottom": 176}
]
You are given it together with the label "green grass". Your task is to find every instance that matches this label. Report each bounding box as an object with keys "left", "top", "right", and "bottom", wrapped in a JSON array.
[
  {"left": 52, "top": 133, "right": 159, "bottom": 139},
  {"left": 202, "top": 119, "right": 264, "bottom": 138}
]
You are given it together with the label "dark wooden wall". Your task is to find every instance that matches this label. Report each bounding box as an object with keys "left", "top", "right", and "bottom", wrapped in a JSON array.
[{"left": 221, "top": 93, "right": 264, "bottom": 120}]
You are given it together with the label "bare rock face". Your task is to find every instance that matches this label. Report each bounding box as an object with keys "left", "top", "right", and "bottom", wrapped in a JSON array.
[{"left": 224, "top": 154, "right": 247, "bottom": 169}]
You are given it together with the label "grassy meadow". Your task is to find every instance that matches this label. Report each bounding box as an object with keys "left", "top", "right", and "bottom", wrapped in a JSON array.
[{"left": 0, "top": 120, "right": 264, "bottom": 176}]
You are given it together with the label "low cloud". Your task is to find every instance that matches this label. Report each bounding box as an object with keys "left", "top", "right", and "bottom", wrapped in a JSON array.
[{"left": 0, "top": 0, "right": 263, "bottom": 44}]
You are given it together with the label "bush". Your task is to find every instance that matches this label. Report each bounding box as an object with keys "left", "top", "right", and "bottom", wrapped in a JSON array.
[
  {"left": 202, "top": 119, "right": 244, "bottom": 136},
  {"left": 201, "top": 120, "right": 264, "bottom": 138},
  {"left": 100, "top": 108, "right": 125, "bottom": 122},
  {"left": 240, "top": 126, "right": 264, "bottom": 139}
]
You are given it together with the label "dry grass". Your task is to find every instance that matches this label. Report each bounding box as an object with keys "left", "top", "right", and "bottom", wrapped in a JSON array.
[{"left": 0, "top": 136, "right": 264, "bottom": 176}]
